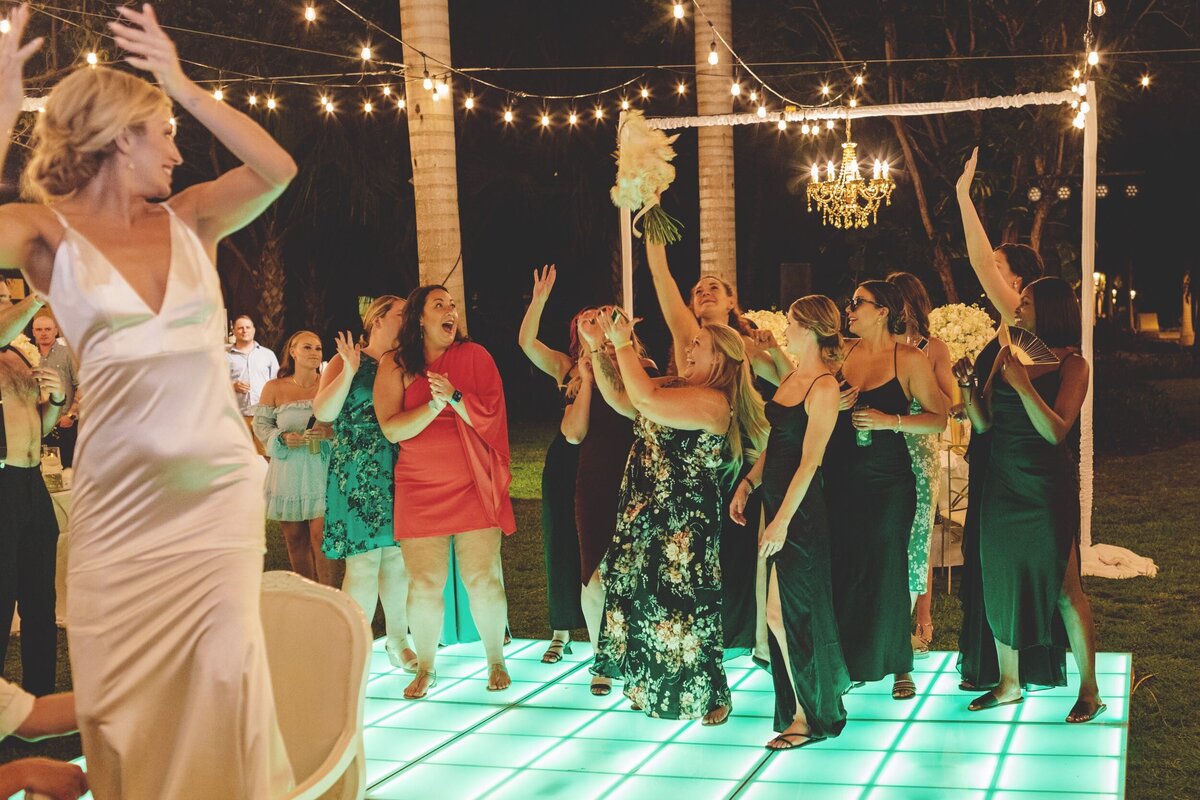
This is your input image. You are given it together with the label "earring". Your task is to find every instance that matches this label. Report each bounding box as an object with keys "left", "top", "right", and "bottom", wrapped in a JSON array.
[{"left": 127, "top": 160, "right": 135, "bottom": 170}]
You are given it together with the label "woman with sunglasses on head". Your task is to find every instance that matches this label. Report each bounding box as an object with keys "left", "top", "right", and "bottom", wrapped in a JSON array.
[
  {"left": 731, "top": 295, "right": 851, "bottom": 751},
  {"left": 517, "top": 265, "right": 588, "bottom": 665},
  {"left": 885, "top": 272, "right": 955, "bottom": 657},
  {"left": 824, "top": 282, "right": 946, "bottom": 701},
  {"left": 646, "top": 241, "right": 786, "bottom": 656},
  {"left": 590, "top": 309, "right": 768, "bottom": 724},
  {"left": 955, "top": 277, "right": 1103, "bottom": 723},
  {"left": 0, "top": 6, "right": 297, "bottom": 795}
]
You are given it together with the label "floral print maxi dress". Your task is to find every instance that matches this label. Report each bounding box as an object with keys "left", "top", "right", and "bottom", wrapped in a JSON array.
[{"left": 593, "top": 412, "right": 730, "bottom": 720}]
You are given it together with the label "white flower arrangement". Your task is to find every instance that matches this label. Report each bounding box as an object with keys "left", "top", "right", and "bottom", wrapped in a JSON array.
[
  {"left": 610, "top": 109, "right": 682, "bottom": 244},
  {"left": 928, "top": 303, "right": 996, "bottom": 363},
  {"left": 743, "top": 309, "right": 798, "bottom": 366},
  {"left": 9, "top": 333, "right": 41, "bottom": 365}
]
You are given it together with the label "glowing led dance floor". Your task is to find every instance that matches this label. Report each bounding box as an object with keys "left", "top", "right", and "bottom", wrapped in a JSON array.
[{"left": 361, "top": 638, "right": 1131, "bottom": 799}]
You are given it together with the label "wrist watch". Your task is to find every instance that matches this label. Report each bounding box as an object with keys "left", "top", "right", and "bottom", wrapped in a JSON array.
[{"left": 449, "top": 389, "right": 463, "bottom": 405}]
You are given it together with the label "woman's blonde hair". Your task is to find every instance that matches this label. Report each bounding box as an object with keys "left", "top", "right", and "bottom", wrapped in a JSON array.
[
  {"left": 359, "top": 295, "right": 405, "bottom": 349},
  {"left": 698, "top": 324, "right": 768, "bottom": 483},
  {"left": 788, "top": 294, "right": 844, "bottom": 368},
  {"left": 278, "top": 330, "right": 320, "bottom": 378},
  {"left": 22, "top": 67, "right": 172, "bottom": 202}
]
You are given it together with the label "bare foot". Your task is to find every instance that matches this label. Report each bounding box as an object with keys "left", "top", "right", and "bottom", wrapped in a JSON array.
[
  {"left": 702, "top": 704, "right": 732, "bottom": 726},
  {"left": 487, "top": 662, "right": 512, "bottom": 692}
]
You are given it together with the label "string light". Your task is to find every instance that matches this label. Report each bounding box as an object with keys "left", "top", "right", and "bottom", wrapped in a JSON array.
[
  {"left": 248, "top": 93, "right": 258, "bottom": 107},
  {"left": 464, "top": 95, "right": 475, "bottom": 109},
  {"left": 708, "top": 40, "right": 719, "bottom": 66},
  {"left": 801, "top": 122, "right": 810, "bottom": 134},
  {"left": 266, "top": 96, "right": 277, "bottom": 110},
  {"left": 435, "top": 78, "right": 448, "bottom": 96},
  {"left": 749, "top": 89, "right": 757, "bottom": 102},
  {"left": 422, "top": 70, "right": 433, "bottom": 92},
  {"left": 1073, "top": 111, "right": 1086, "bottom": 128},
  {"left": 1092, "top": 1, "right": 1106, "bottom": 16},
  {"left": 677, "top": 81, "right": 687, "bottom": 95},
  {"left": 359, "top": 45, "right": 372, "bottom": 61},
  {"left": 303, "top": 4, "right": 316, "bottom": 23},
  {"left": 1081, "top": 100, "right": 1091, "bottom": 113},
  {"left": 640, "top": 87, "right": 650, "bottom": 99},
  {"left": 503, "top": 108, "right": 514, "bottom": 123},
  {"left": 397, "top": 98, "right": 406, "bottom": 110},
  {"left": 821, "top": 84, "right": 830, "bottom": 96},
  {"left": 854, "top": 74, "right": 865, "bottom": 86},
  {"left": 673, "top": 2, "right": 685, "bottom": 20},
  {"left": 1087, "top": 50, "right": 1100, "bottom": 66},
  {"left": 363, "top": 100, "right": 373, "bottom": 113},
  {"left": 212, "top": 88, "right": 224, "bottom": 102},
  {"left": 849, "top": 98, "right": 857, "bottom": 107},
  {"left": 777, "top": 119, "right": 786, "bottom": 131},
  {"left": 382, "top": 85, "right": 391, "bottom": 97},
  {"left": 594, "top": 106, "right": 604, "bottom": 120},
  {"left": 85, "top": 51, "right": 98, "bottom": 66},
  {"left": 826, "top": 119, "right": 835, "bottom": 130},
  {"left": 730, "top": 79, "right": 740, "bottom": 97},
  {"left": 621, "top": 98, "right": 630, "bottom": 111},
  {"left": 568, "top": 111, "right": 578, "bottom": 125},
  {"left": 1072, "top": 68, "right": 1082, "bottom": 79},
  {"left": 1140, "top": 74, "right": 1151, "bottom": 88},
  {"left": 756, "top": 103, "right": 766, "bottom": 118},
  {"left": 541, "top": 112, "right": 551, "bottom": 127}
]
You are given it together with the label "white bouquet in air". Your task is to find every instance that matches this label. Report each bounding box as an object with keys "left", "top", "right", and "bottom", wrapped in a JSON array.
[
  {"left": 611, "top": 109, "right": 682, "bottom": 244},
  {"left": 929, "top": 303, "right": 995, "bottom": 363},
  {"left": 9, "top": 333, "right": 40, "bottom": 366}
]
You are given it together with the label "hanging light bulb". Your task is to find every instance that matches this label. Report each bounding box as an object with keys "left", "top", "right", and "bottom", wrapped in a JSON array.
[
  {"left": 568, "top": 111, "right": 578, "bottom": 125},
  {"left": 826, "top": 119, "right": 835, "bottom": 130},
  {"left": 360, "top": 46, "right": 372, "bottom": 61},
  {"left": 212, "top": 88, "right": 224, "bottom": 102},
  {"left": 594, "top": 106, "right": 604, "bottom": 120},
  {"left": 422, "top": 71, "right": 433, "bottom": 92},
  {"left": 503, "top": 108, "right": 513, "bottom": 123},
  {"left": 730, "top": 79, "right": 740, "bottom": 97},
  {"left": 1071, "top": 99, "right": 1079, "bottom": 109},
  {"left": 749, "top": 89, "right": 758, "bottom": 102},
  {"left": 431, "top": 90, "right": 441, "bottom": 102},
  {"left": 1140, "top": 74, "right": 1151, "bottom": 88},
  {"left": 777, "top": 119, "right": 787, "bottom": 131},
  {"left": 1072, "top": 68, "right": 1082, "bottom": 80},
  {"left": 673, "top": 2, "right": 685, "bottom": 19},
  {"left": 0, "top": 19, "right": 10, "bottom": 34},
  {"left": 677, "top": 81, "right": 687, "bottom": 95},
  {"left": 641, "top": 87, "right": 650, "bottom": 100},
  {"left": 248, "top": 93, "right": 259, "bottom": 107},
  {"left": 382, "top": 85, "right": 391, "bottom": 97},
  {"left": 1088, "top": 50, "right": 1100, "bottom": 66},
  {"left": 1093, "top": 0, "right": 1106, "bottom": 16},
  {"left": 464, "top": 95, "right": 475, "bottom": 110},
  {"left": 821, "top": 84, "right": 831, "bottom": 96},
  {"left": 319, "top": 94, "right": 329, "bottom": 107},
  {"left": 363, "top": 100, "right": 373, "bottom": 113},
  {"left": 541, "top": 112, "right": 551, "bottom": 127},
  {"left": 854, "top": 74, "right": 864, "bottom": 86},
  {"left": 435, "top": 79, "right": 448, "bottom": 96},
  {"left": 397, "top": 98, "right": 406, "bottom": 110},
  {"left": 1073, "top": 112, "right": 1086, "bottom": 129},
  {"left": 1081, "top": 100, "right": 1091, "bottom": 113},
  {"left": 85, "top": 51, "right": 98, "bottom": 66},
  {"left": 304, "top": 4, "right": 316, "bottom": 22},
  {"left": 849, "top": 98, "right": 857, "bottom": 107},
  {"left": 621, "top": 98, "right": 630, "bottom": 111},
  {"left": 708, "top": 41, "right": 719, "bottom": 66},
  {"left": 801, "top": 122, "right": 810, "bottom": 135},
  {"left": 266, "top": 96, "right": 277, "bottom": 110},
  {"left": 756, "top": 104, "right": 767, "bottom": 118}
]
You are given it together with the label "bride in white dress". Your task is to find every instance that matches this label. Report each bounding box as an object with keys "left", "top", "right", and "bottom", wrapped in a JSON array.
[{"left": 0, "top": 6, "right": 297, "bottom": 798}]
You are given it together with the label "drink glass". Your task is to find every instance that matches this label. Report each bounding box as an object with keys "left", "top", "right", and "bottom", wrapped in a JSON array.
[{"left": 854, "top": 403, "right": 873, "bottom": 447}]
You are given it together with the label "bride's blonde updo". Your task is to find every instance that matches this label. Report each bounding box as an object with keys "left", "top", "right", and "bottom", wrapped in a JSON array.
[{"left": 22, "top": 67, "right": 172, "bottom": 203}]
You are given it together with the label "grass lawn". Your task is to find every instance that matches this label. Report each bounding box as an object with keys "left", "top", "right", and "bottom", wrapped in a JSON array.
[{"left": 5, "top": 396, "right": 1199, "bottom": 797}]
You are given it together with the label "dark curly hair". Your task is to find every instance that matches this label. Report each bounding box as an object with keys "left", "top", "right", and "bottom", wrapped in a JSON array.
[
  {"left": 856, "top": 280, "right": 908, "bottom": 336},
  {"left": 394, "top": 285, "right": 469, "bottom": 374}
]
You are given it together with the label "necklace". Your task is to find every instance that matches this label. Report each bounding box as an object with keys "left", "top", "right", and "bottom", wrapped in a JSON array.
[{"left": 291, "top": 375, "right": 317, "bottom": 389}]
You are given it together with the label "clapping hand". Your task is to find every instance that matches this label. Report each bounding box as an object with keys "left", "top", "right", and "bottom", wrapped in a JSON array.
[
  {"left": 0, "top": 6, "right": 44, "bottom": 119},
  {"left": 334, "top": 331, "right": 360, "bottom": 374},
  {"left": 530, "top": 265, "right": 556, "bottom": 306},
  {"left": 427, "top": 371, "right": 457, "bottom": 406},
  {"left": 956, "top": 146, "right": 979, "bottom": 197},
  {"left": 109, "top": 4, "right": 187, "bottom": 97}
]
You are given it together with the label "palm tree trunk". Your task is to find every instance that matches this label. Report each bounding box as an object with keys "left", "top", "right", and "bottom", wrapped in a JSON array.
[
  {"left": 693, "top": 0, "right": 737, "bottom": 289},
  {"left": 398, "top": 0, "right": 467, "bottom": 330}
]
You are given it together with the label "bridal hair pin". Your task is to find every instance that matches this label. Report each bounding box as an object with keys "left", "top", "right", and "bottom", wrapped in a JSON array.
[{"left": 998, "top": 323, "right": 1059, "bottom": 366}]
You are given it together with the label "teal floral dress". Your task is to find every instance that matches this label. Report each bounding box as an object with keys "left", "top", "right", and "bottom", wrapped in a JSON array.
[
  {"left": 904, "top": 394, "right": 940, "bottom": 593},
  {"left": 322, "top": 355, "right": 399, "bottom": 558},
  {"left": 593, "top": 410, "right": 730, "bottom": 720}
]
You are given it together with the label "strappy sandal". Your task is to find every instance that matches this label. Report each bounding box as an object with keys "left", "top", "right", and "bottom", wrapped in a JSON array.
[
  {"left": 590, "top": 677, "right": 612, "bottom": 697},
  {"left": 1066, "top": 698, "right": 1107, "bottom": 724},
  {"left": 701, "top": 705, "right": 732, "bottom": 727},
  {"left": 968, "top": 691, "right": 1024, "bottom": 712},
  {"left": 403, "top": 670, "right": 437, "bottom": 700},
  {"left": 892, "top": 678, "right": 917, "bottom": 700},
  {"left": 541, "top": 638, "right": 572, "bottom": 664},
  {"left": 912, "top": 622, "right": 933, "bottom": 660},
  {"left": 765, "top": 733, "right": 825, "bottom": 751},
  {"left": 486, "top": 662, "right": 512, "bottom": 692}
]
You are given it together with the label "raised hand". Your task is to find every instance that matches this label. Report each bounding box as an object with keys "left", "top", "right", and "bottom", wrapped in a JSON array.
[
  {"left": 0, "top": 5, "right": 45, "bottom": 119},
  {"left": 748, "top": 328, "right": 780, "bottom": 352},
  {"left": 108, "top": 4, "right": 187, "bottom": 96},
  {"left": 576, "top": 311, "right": 603, "bottom": 350},
  {"left": 956, "top": 146, "right": 979, "bottom": 197},
  {"left": 334, "top": 331, "right": 360, "bottom": 374},
  {"left": 598, "top": 307, "right": 633, "bottom": 347},
  {"left": 530, "top": 265, "right": 556, "bottom": 306}
]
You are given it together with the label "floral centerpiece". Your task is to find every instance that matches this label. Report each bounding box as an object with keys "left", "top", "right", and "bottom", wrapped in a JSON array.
[
  {"left": 610, "top": 109, "right": 683, "bottom": 245},
  {"left": 928, "top": 303, "right": 995, "bottom": 364},
  {"left": 8, "top": 332, "right": 40, "bottom": 365}
]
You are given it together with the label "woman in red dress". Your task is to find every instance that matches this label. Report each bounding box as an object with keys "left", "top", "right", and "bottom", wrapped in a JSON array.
[{"left": 375, "top": 285, "right": 516, "bottom": 698}]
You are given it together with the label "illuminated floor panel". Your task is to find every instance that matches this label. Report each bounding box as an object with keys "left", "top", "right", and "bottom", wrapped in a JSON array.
[{"left": 362, "top": 639, "right": 1131, "bottom": 799}]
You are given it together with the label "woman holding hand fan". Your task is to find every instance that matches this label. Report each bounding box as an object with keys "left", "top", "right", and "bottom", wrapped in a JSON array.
[{"left": 955, "top": 277, "right": 1104, "bottom": 724}]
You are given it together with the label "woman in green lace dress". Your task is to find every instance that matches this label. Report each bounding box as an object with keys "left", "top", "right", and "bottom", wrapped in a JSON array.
[
  {"left": 587, "top": 312, "right": 767, "bottom": 724},
  {"left": 314, "top": 297, "right": 418, "bottom": 670}
]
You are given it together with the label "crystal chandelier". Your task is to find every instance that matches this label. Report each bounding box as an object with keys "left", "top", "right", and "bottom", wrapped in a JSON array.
[{"left": 805, "top": 118, "right": 895, "bottom": 229}]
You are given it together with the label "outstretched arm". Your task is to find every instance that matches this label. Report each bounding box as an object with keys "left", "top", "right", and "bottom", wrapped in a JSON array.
[
  {"left": 957, "top": 147, "right": 1020, "bottom": 325},
  {"left": 646, "top": 242, "right": 700, "bottom": 374},
  {"left": 0, "top": 7, "right": 47, "bottom": 273},
  {"left": 109, "top": 5, "right": 297, "bottom": 246},
  {"left": 518, "top": 265, "right": 572, "bottom": 383},
  {"left": 0, "top": 295, "right": 43, "bottom": 347}
]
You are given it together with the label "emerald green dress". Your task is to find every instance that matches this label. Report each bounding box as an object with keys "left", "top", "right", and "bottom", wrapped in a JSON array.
[
  {"left": 593, "top": 411, "right": 730, "bottom": 720},
  {"left": 824, "top": 346, "right": 915, "bottom": 682},
  {"left": 980, "top": 360, "right": 1080, "bottom": 653},
  {"left": 760, "top": 376, "right": 850, "bottom": 737}
]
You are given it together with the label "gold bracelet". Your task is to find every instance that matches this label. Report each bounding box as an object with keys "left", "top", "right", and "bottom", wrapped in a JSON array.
[
  {"left": 895, "top": 414, "right": 902, "bottom": 432},
  {"left": 614, "top": 340, "right": 633, "bottom": 352}
]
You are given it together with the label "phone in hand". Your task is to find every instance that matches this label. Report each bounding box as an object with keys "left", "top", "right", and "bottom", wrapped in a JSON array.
[{"left": 611, "top": 306, "right": 628, "bottom": 323}]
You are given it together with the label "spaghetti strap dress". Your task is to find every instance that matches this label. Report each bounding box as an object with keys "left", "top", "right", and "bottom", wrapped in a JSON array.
[
  {"left": 574, "top": 383, "right": 637, "bottom": 584},
  {"left": 541, "top": 398, "right": 585, "bottom": 629},
  {"left": 980, "top": 360, "right": 1079, "bottom": 654},
  {"left": 824, "top": 345, "right": 915, "bottom": 682},
  {"left": 957, "top": 337, "right": 1067, "bottom": 688},
  {"left": 760, "top": 374, "right": 850, "bottom": 737},
  {"left": 43, "top": 204, "right": 293, "bottom": 799}
]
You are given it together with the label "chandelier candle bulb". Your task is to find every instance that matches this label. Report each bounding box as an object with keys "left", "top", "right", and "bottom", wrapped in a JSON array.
[{"left": 811, "top": 163, "right": 820, "bottom": 182}]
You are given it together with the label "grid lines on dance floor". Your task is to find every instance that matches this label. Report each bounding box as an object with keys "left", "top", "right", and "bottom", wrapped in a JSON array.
[{"left": 362, "top": 638, "right": 1131, "bottom": 800}]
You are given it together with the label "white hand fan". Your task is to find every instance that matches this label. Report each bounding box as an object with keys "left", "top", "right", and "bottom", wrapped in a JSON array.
[{"left": 998, "top": 323, "right": 1059, "bottom": 366}]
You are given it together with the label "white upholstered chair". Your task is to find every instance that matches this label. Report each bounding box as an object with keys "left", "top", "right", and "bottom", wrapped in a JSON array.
[{"left": 262, "top": 571, "right": 371, "bottom": 800}]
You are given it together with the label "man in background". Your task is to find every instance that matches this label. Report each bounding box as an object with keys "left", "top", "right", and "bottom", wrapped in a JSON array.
[
  {"left": 225, "top": 314, "right": 278, "bottom": 457},
  {"left": 31, "top": 313, "right": 79, "bottom": 468}
]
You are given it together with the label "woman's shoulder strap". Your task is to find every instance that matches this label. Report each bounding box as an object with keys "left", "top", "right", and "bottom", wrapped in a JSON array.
[{"left": 801, "top": 372, "right": 837, "bottom": 403}]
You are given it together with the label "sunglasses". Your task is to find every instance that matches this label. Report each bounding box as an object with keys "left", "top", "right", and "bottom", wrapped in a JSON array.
[{"left": 846, "top": 297, "right": 883, "bottom": 311}]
